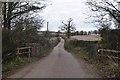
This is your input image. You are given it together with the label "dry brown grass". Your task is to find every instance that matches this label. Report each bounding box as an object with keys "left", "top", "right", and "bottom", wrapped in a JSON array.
[{"left": 71, "top": 35, "right": 102, "bottom": 41}]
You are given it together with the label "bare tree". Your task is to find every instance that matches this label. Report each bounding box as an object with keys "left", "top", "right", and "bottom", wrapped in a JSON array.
[
  {"left": 60, "top": 18, "right": 76, "bottom": 38},
  {"left": 86, "top": 0, "right": 120, "bottom": 29},
  {"left": 2, "top": 1, "right": 46, "bottom": 30}
]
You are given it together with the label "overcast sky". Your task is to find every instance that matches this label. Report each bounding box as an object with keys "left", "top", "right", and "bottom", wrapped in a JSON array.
[{"left": 39, "top": 0, "right": 98, "bottom": 32}]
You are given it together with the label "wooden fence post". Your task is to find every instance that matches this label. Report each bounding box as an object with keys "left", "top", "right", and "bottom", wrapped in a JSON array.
[
  {"left": 28, "top": 48, "right": 31, "bottom": 58},
  {"left": 17, "top": 48, "right": 20, "bottom": 59},
  {"left": 16, "top": 47, "right": 32, "bottom": 59}
]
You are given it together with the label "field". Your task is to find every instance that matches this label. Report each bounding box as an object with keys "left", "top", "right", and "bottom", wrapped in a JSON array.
[{"left": 71, "top": 35, "right": 102, "bottom": 41}]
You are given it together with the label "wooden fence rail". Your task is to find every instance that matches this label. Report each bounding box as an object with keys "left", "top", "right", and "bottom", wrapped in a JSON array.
[
  {"left": 98, "top": 49, "right": 120, "bottom": 63},
  {"left": 98, "top": 49, "right": 120, "bottom": 53},
  {"left": 16, "top": 47, "right": 32, "bottom": 59}
]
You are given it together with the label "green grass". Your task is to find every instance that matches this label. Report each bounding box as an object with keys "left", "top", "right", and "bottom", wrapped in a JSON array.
[
  {"left": 3, "top": 37, "right": 60, "bottom": 79},
  {"left": 3, "top": 39, "right": 60, "bottom": 73},
  {"left": 3, "top": 57, "right": 37, "bottom": 72},
  {"left": 3, "top": 47, "right": 54, "bottom": 73},
  {"left": 64, "top": 39, "right": 120, "bottom": 78},
  {"left": 64, "top": 40, "right": 89, "bottom": 61}
]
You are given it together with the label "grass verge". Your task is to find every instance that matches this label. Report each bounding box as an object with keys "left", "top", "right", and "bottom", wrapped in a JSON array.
[
  {"left": 2, "top": 48, "right": 53, "bottom": 78},
  {"left": 64, "top": 39, "right": 119, "bottom": 78},
  {"left": 3, "top": 49, "right": 52, "bottom": 72},
  {"left": 2, "top": 38, "right": 60, "bottom": 78}
]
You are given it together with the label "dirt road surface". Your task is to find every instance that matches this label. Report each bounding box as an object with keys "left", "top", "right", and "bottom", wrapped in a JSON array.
[{"left": 8, "top": 38, "right": 101, "bottom": 78}]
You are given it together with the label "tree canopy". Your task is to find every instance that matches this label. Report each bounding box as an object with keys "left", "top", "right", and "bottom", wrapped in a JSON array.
[
  {"left": 86, "top": 0, "right": 120, "bottom": 29},
  {"left": 59, "top": 18, "right": 76, "bottom": 38},
  {"left": 2, "top": 1, "right": 46, "bottom": 29}
]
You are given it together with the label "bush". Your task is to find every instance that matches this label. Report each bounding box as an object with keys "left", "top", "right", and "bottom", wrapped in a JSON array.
[
  {"left": 68, "top": 40, "right": 98, "bottom": 59},
  {"left": 99, "top": 29, "right": 120, "bottom": 50},
  {"left": 2, "top": 25, "right": 60, "bottom": 64},
  {"left": 65, "top": 39, "right": 120, "bottom": 78}
]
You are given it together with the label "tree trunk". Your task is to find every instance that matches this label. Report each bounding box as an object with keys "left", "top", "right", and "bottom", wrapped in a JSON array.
[
  {"left": 67, "top": 22, "right": 71, "bottom": 38},
  {"left": 7, "top": 2, "right": 13, "bottom": 30},
  {"left": 3, "top": 2, "right": 7, "bottom": 29},
  {"left": 68, "top": 27, "right": 70, "bottom": 38},
  {"left": 3, "top": 2, "right": 13, "bottom": 30}
]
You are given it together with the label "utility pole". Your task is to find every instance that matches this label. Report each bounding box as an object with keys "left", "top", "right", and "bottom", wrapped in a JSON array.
[
  {"left": 47, "top": 22, "right": 49, "bottom": 32},
  {"left": 46, "top": 21, "right": 50, "bottom": 38}
]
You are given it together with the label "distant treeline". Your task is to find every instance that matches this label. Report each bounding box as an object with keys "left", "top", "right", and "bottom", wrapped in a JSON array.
[
  {"left": 71, "top": 28, "right": 120, "bottom": 51},
  {"left": 71, "top": 30, "right": 98, "bottom": 36}
]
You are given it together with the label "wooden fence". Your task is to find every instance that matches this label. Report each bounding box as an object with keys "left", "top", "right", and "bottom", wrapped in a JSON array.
[
  {"left": 16, "top": 47, "right": 32, "bottom": 59},
  {"left": 97, "top": 49, "right": 120, "bottom": 67}
]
